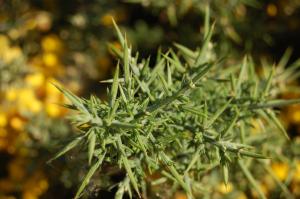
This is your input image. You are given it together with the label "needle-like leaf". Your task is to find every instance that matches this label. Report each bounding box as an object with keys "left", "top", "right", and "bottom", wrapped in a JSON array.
[{"left": 75, "top": 152, "right": 106, "bottom": 199}]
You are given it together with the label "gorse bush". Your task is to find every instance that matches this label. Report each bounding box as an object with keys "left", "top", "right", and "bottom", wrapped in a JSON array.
[{"left": 49, "top": 18, "right": 300, "bottom": 199}]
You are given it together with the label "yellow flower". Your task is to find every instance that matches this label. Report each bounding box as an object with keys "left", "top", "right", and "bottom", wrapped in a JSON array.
[
  {"left": 174, "top": 192, "right": 187, "bottom": 199},
  {"left": 19, "top": 147, "right": 30, "bottom": 156},
  {"left": 8, "top": 28, "right": 21, "bottom": 40},
  {"left": 10, "top": 117, "right": 25, "bottom": 131},
  {"left": 236, "top": 192, "right": 247, "bottom": 199},
  {"left": 0, "top": 113, "right": 8, "bottom": 127},
  {"left": 3, "top": 46, "right": 22, "bottom": 63},
  {"left": 68, "top": 81, "right": 81, "bottom": 93},
  {"left": 0, "top": 179, "right": 15, "bottom": 193},
  {"left": 6, "top": 88, "right": 18, "bottom": 101},
  {"left": 25, "top": 73, "right": 45, "bottom": 88},
  {"left": 251, "top": 119, "right": 263, "bottom": 134},
  {"left": 45, "top": 79, "right": 60, "bottom": 94},
  {"left": 0, "top": 128, "right": 7, "bottom": 137},
  {"left": 22, "top": 172, "right": 48, "bottom": 198},
  {"left": 97, "top": 56, "right": 111, "bottom": 79},
  {"left": 293, "top": 161, "right": 300, "bottom": 182},
  {"left": 45, "top": 80, "right": 64, "bottom": 102},
  {"left": 19, "top": 88, "right": 35, "bottom": 102},
  {"left": 71, "top": 14, "right": 87, "bottom": 28},
  {"left": 38, "top": 179, "right": 49, "bottom": 191},
  {"left": 46, "top": 103, "right": 61, "bottom": 117},
  {"left": 291, "top": 109, "right": 300, "bottom": 123},
  {"left": 0, "top": 139, "right": 8, "bottom": 150},
  {"left": 8, "top": 158, "right": 26, "bottom": 181},
  {"left": 0, "top": 196, "right": 16, "bottom": 199},
  {"left": 0, "top": 34, "right": 10, "bottom": 52},
  {"left": 22, "top": 192, "right": 38, "bottom": 199},
  {"left": 18, "top": 88, "right": 42, "bottom": 113},
  {"left": 35, "top": 11, "right": 52, "bottom": 32},
  {"left": 111, "top": 41, "right": 122, "bottom": 50},
  {"left": 42, "top": 53, "right": 59, "bottom": 67},
  {"left": 7, "top": 145, "right": 17, "bottom": 154},
  {"left": 24, "top": 19, "right": 37, "bottom": 30},
  {"left": 252, "top": 183, "right": 269, "bottom": 198},
  {"left": 41, "top": 35, "right": 63, "bottom": 53},
  {"left": 100, "top": 13, "right": 115, "bottom": 26},
  {"left": 267, "top": 4, "right": 277, "bottom": 17},
  {"left": 217, "top": 182, "right": 233, "bottom": 194},
  {"left": 271, "top": 162, "right": 289, "bottom": 181},
  {"left": 27, "top": 99, "right": 42, "bottom": 113},
  {"left": 100, "top": 9, "right": 127, "bottom": 26},
  {"left": 46, "top": 78, "right": 60, "bottom": 95}
]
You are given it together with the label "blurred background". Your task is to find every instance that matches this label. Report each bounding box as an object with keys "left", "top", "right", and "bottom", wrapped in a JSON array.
[{"left": 0, "top": 0, "right": 300, "bottom": 198}]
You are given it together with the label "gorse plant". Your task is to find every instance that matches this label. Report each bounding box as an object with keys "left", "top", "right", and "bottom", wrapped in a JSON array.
[{"left": 49, "top": 17, "right": 300, "bottom": 199}]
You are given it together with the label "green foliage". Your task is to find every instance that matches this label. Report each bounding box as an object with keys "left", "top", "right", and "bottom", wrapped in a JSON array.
[
  {"left": 50, "top": 21, "right": 300, "bottom": 199},
  {"left": 0, "top": 56, "right": 27, "bottom": 91}
]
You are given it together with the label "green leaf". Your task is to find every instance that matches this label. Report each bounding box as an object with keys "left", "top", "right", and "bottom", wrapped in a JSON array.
[
  {"left": 174, "top": 43, "right": 197, "bottom": 60},
  {"left": 136, "top": 63, "right": 212, "bottom": 117},
  {"left": 158, "top": 73, "right": 171, "bottom": 96},
  {"left": 75, "top": 152, "right": 106, "bottom": 199},
  {"left": 263, "top": 110, "right": 290, "bottom": 140},
  {"left": 110, "top": 63, "right": 119, "bottom": 107},
  {"left": 204, "top": 4, "right": 210, "bottom": 38},
  {"left": 206, "top": 98, "right": 232, "bottom": 128},
  {"left": 88, "top": 130, "right": 96, "bottom": 165},
  {"left": 261, "top": 66, "right": 275, "bottom": 98},
  {"left": 195, "top": 23, "right": 215, "bottom": 66},
  {"left": 123, "top": 38, "right": 131, "bottom": 92},
  {"left": 108, "top": 42, "right": 122, "bottom": 58},
  {"left": 47, "top": 136, "right": 84, "bottom": 163},
  {"left": 112, "top": 18, "right": 125, "bottom": 46},
  {"left": 278, "top": 48, "right": 292, "bottom": 70},
  {"left": 53, "top": 84, "right": 88, "bottom": 114},
  {"left": 167, "top": 64, "right": 173, "bottom": 87},
  {"left": 236, "top": 56, "right": 248, "bottom": 97},
  {"left": 191, "top": 62, "right": 214, "bottom": 84},
  {"left": 249, "top": 99, "right": 300, "bottom": 109},
  {"left": 185, "top": 147, "right": 201, "bottom": 173},
  {"left": 118, "top": 84, "right": 128, "bottom": 104},
  {"left": 179, "top": 105, "right": 205, "bottom": 117},
  {"left": 148, "top": 58, "right": 165, "bottom": 85},
  {"left": 238, "top": 160, "right": 267, "bottom": 199},
  {"left": 111, "top": 121, "right": 142, "bottom": 129},
  {"left": 222, "top": 163, "right": 229, "bottom": 186},
  {"left": 115, "top": 184, "right": 125, "bottom": 199},
  {"left": 166, "top": 3, "right": 177, "bottom": 26},
  {"left": 230, "top": 74, "right": 237, "bottom": 95},
  {"left": 262, "top": 163, "right": 294, "bottom": 199},
  {"left": 115, "top": 177, "right": 131, "bottom": 199},
  {"left": 117, "top": 137, "right": 141, "bottom": 197},
  {"left": 136, "top": 134, "right": 148, "bottom": 158},
  {"left": 238, "top": 150, "right": 268, "bottom": 159},
  {"left": 121, "top": 157, "right": 140, "bottom": 198},
  {"left": 160, "top": 152, "right": 193, "bottom": 198},
  {"left": 221, "top": 106, "right": 239, "bottom": 137},
  {"left": 162, "top": 52, "right": 186, "bottom": 73}
]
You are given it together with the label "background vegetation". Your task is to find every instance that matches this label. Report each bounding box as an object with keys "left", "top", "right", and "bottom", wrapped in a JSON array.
[{"left": 0, "top": 0, "right": 300, "bottom": 198}]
